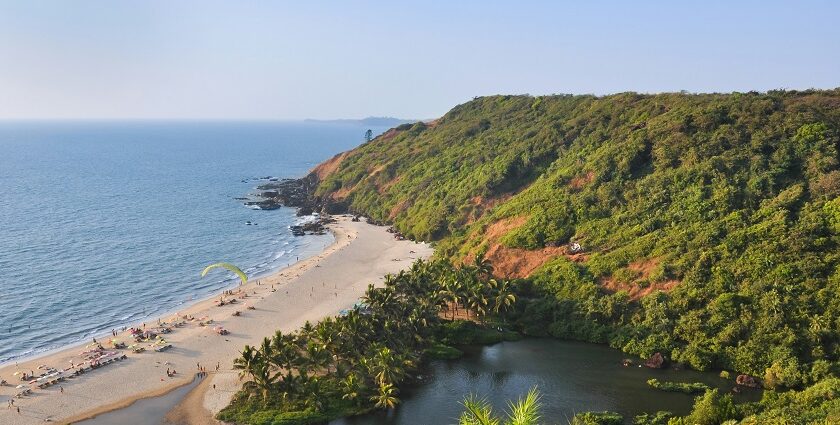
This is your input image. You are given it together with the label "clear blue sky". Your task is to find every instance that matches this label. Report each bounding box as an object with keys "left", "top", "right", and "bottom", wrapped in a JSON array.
[{"left": 0, "top": 1, "right": 837, "bottom": 120}]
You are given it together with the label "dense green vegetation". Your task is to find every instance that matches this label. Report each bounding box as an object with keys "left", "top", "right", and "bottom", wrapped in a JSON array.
[
  {"left": 646, "top": 378, "right": 710, "bottom": 394},
  {"left": 225, "top": 90, "right": 840, "bottom": 423},
  {"left": 218, "top": 259, "right": 517, "bottom": 424},
  {"left": 570, "top": 411, "right": 624, "bottom": 425},
  {"left": 310, "top": 90, "right": 840, "bottom": 421}
]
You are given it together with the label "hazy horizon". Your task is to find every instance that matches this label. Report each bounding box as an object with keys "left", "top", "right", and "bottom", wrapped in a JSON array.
[{"left": 1, "top": 0, "right": 838, "bottom": 120}]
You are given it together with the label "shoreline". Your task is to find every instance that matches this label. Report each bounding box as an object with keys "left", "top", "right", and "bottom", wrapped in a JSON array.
[
  {"left": 0, "top": 230, "right": 334, "bottom": 370},
  {"left": 0, "top": 216, "right": 433, "bottom": 425}
]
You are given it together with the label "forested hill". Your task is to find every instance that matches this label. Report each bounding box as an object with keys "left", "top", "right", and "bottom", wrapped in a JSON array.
[{"left": 309, "top": 90, "right": 840, "bottom": 388}]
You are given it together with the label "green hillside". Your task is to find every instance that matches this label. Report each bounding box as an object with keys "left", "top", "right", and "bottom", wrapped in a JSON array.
[{"left": 312, "top": 90, "right": 840, "bottom": 387}]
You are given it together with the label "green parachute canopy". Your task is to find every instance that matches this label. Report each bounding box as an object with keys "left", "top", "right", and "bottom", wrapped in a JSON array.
[{"left": 201, "top": 262, "right": 248, "bottom": 286}]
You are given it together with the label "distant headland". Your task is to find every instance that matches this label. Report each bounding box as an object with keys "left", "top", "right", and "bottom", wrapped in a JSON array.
[{"left": 303, "top": 116, "right": 413, "bottom": 127}]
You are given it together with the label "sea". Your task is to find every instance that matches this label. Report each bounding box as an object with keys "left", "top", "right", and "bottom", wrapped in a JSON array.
[{"left": 0, "top": 120, "right": 388, "bottom": 364}]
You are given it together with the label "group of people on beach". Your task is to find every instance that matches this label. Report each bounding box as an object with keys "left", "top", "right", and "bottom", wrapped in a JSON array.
[{"left": 194, "top": 361, "right": 221, "bottom": 378}]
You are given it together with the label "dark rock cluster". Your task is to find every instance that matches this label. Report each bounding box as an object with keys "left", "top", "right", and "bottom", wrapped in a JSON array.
[
  {"left": 242, "top": 174, "right": 332, "bottom": 215},
  {"left": 289, "top": 216, "right": 336, "bottom": 236},
  {"left": 239, "top": 174, "right": 350, "bottom": 236}
]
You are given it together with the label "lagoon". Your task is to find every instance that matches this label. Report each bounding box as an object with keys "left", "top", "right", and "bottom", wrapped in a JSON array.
[{"left": 332, "top": 338, "right": 761, "bottom": 424}]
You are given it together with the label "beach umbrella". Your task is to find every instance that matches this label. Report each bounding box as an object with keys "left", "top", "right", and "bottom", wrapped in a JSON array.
[{"left": 201, "top": 262, "right": 248, "bottom": 286}]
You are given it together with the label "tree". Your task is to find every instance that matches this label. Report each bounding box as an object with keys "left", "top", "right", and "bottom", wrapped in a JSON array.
[
  {"left": 371, "top": 381, "right": 399, "bottom": 409},
  {"left": 474, "top": 252, "right": 494, "bottom": 278},
  {"left": 491, "top": 279, "right": 516, "bottom": 316},
  {"left": 340, "top": 372, "right": 365, "bottom": 406},
  {"left": 233, "top": 344, "right": 276, "bottom": 403},
  {"left": 364, "top": 129, "right": 373, "bottom": 143},
  {"left": 681, "top": 390, "right": 737, "bottom": 425}
]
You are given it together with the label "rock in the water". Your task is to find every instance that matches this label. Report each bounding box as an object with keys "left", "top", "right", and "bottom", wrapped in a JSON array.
[
  {"left": 238, "top": 170, "right": 350, "bottom": 215},
  {"left": 644, "top": 352, "right": 666, "bottom": 369},
  {"left": 243, "top": 199, "right": 282, "bottom": 210},
  {"left": 735, "top": 374, "right": 761, "bottom": 388},
  {"left": 289, "top": 215, "right": 337, "bottom": 237}
]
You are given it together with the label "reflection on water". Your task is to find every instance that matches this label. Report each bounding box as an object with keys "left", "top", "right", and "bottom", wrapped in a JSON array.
[{"left": 332, "top": 339, "right": 761, "bottom": 425}]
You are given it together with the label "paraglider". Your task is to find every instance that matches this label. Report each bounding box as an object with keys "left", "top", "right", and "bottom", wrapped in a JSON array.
[{"left": 201, "top": 262, "right": 248, "bottom": 286}]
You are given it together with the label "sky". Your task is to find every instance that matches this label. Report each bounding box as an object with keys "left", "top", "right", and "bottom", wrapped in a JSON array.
[{"left": 0, "top": 1, "right": 838, "bottom": 120}]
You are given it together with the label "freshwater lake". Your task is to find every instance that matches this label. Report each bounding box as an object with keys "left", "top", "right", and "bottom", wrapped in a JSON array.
[{"left": 332, "top": 339, "right": 760, "bottom": 424}]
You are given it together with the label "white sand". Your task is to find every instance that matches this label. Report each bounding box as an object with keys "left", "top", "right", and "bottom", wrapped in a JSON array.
[{"left": 0, "top": 217, "right": 433, "bottom": 424}]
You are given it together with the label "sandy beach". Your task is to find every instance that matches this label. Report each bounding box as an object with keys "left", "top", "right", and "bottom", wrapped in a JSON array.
[{"left": 0, "top": 216, "right": 433, "bottom": 424}]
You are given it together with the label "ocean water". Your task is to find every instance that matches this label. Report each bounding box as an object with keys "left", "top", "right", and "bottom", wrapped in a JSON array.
[{"left": 0, "top": 121, "right": 385, "bottom": 364}]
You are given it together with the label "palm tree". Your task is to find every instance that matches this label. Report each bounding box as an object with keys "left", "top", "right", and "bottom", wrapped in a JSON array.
[
  {"left": 340, "top": 372, "right": 366, "bottom": 406},
  {"left": 491, "top": 279, "right": 517, "bottom": 316},
  {"left": 474, "top": 252, "right": 494, "bottom": 279},
  {"left": 371, "top": 381, "right": 399, "bottom": 409},
  {"left": 304, "top": 341, "right": 332, "bottom": 374},
  {"left": 467, "top": 281, "right": 489, "bottom": 321},
  {"left": 233, "top": 345, "right": 276, "bottom": 403},
  {"left": 440, "top": 276, "right": 461, "bottom": 319},
  {"left": 234, "top": 345, "right": 258, "bottom": 382},
  {"left": 371, "top": 346, "right": 401, "bottom": 385},
  {"left": 459, "top": 387, "right": 541, "bottom": 425}
]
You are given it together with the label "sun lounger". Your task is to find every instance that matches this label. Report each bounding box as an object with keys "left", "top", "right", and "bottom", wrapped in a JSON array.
[{"left": 153, "top": 344, "right": 172, "bottom": 352}]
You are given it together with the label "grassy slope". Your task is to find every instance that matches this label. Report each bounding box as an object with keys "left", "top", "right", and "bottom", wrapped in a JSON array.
[{"left": 313, "top": 91, "right": 840, "bottom": 385}]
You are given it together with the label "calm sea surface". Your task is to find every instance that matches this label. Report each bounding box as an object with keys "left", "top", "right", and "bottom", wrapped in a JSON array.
[{"left": 0, "top": 121, "right": 386, "bottom": 363}]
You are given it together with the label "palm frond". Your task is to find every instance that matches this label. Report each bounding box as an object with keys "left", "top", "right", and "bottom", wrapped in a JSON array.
[
  {"left": 459, "top": 395, "right": 500, "bottom": 425},
  {"left": 507, "top": 387, "right": 541, "bottom": 425}
]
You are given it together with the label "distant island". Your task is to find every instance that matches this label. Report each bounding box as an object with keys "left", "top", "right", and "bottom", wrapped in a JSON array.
[{"left": 304, "top": 116, "right": 414, "bottom": 127}]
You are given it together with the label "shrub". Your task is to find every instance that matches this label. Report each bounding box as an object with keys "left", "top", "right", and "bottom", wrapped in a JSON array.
[{"left": 572, "top": 411, "right": 624, "bottom": 425}]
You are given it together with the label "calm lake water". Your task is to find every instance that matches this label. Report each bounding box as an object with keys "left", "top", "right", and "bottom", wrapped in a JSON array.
[
  {"left": 332, "top": 339, "right": 761, "bottom": 425},
  {"left": 0, "top": 121, "right": 388, "bottom": 363}
]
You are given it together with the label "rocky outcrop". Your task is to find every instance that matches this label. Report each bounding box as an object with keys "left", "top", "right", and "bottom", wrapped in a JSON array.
[
  {"left": 644, "top": 352, "right": 666, "bottom": 369},
  {"left": 289, "top": 216, "right": 336, "bottom": 236},
  {"left": 735, "top": 374, "right": 761, "bottom": 388},
  {"left": 241, "top": 173, "right": 349, "bottom": 215}
]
